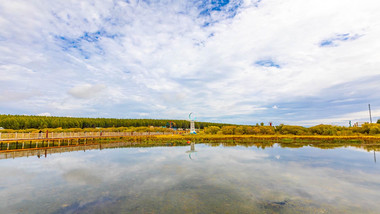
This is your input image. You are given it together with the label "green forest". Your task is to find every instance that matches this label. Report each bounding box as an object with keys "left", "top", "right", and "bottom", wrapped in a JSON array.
[
  {"left": 0, "top": 114, "right": 229, "bottom": 130},
  {"left": 0, "top": 115, "right": 379, "bottom": 136}
]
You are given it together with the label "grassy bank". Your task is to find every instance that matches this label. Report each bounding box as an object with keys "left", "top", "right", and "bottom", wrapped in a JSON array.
[{"left": 155, "top": 134, "right": 380, "bottom": 142}]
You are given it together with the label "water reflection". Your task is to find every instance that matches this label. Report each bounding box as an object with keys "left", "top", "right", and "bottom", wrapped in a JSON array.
[
  {"left": 0, "top": 142, "right": 144, "bottom": 160},
  {"left": 1, "top": 141, "right": 380, "bottom": 213},
  {"left": 186, "top": 142, "right": 197, "bottom": 160},
  {"left": 2, "top": 139, "right": 380, "bottom": 161},
  {"left": 374, "top": 150, "right": 376, "bottom": 163}
]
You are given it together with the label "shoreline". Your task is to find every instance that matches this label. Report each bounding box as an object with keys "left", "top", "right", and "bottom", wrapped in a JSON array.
[{"left": 156, "top": 134, "right": 380, "bottom": 142}]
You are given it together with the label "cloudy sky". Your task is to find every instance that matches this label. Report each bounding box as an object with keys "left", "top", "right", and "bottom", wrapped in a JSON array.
[{"left": 1, "top": 0, "right": 380, "bottom": 126}]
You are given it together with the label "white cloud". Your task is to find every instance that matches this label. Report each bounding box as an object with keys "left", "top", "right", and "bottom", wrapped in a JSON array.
[
  {"left": 1, "top": 0, "right": 380, "bottom": 124},
  {"left": 2, "top": 144, "right": 380, "bottom": 212},
  {"left": 68, "top": 84, "right": 106, "bottom": 99},
  {"left": 37, "top": 112, "right": 51, "bottom": 116},
  {"left": 297, "top": 109, "right": 380, "bottom": 126}
]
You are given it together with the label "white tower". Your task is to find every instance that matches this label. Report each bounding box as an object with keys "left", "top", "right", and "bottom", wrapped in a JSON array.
[
  {"left": 190, "top": 121, "right": 195, "bottom": 133},
  {"left": 188, "top": 112, "right": 196, "bottom": 134}
]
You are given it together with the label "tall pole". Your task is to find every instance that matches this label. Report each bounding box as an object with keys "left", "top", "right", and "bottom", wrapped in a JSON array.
[{"left": 368, "top": 104, "right": 372, "bottom": 123}]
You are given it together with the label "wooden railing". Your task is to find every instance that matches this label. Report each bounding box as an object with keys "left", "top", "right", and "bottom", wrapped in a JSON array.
[{"left": 0, "top": 131, "right": 180, "bottom": 141}]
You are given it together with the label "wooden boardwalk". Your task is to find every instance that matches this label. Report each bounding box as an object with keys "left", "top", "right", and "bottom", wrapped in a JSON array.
[
  {"left": 0, "top": 131, "right": 183, "bottom": 151},
  {"left": 0, "top": 131, "right": 178, "bottom": 142}
]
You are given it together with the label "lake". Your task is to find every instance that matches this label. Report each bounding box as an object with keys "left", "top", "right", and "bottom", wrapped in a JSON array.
[{"left": 1, "top": 141, "right": 379, "bottom": 213}]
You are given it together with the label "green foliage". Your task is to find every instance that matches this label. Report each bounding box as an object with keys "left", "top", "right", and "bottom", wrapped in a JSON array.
[
  {"left": 278, "top": 125, "right": 307, "bottom": 135},
  {"left": 215, "top": 125, "right": 275, "bottom": 135},
  {"left": 0, "top": 114, "right": 230, "bottom": 130},
  {"left": 363, "top": 123, "right": 380, "bottom": 135},
  {"left": 309, "top": 125, "right": 337, "bottom": 135},
  {"left": 221, "top": 126, "right": 236, "bottom": 135},
  {"left": 357, "top": 123, "right": 380, "bottom": 135},
  {"left": 245, "top": 126, "right": 259, "bottom": 135},
  {"left": 369, "top": 125, "right": 380, "bottom": 135},
  {"left": 259, "top": 126, "right": 275, "bottom": 135},
  {"left": 204, "top": 126, "right": 221, "bottom": 134},
  {"left": 1, "top": 115, "right": 380, "bottom": 136},
  {"left": 235, "top": 126, "right": 245, "bottom": 135},
  {"left": 360, "top": 123, "right": 371, "bottom": 134}
]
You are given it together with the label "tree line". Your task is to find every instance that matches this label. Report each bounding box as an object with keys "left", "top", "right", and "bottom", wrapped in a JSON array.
[
  {"left": 1, "top": 115, "right": 379, "bottom": 136},
  {"left": 0, "top": 114, "right": 230, "bottom": 130},
  {"left": 204, "top": 122, "right": 380, "bottom": 136}
]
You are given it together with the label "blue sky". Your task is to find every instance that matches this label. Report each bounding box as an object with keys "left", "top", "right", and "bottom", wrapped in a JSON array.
[{"left": 0, "top": 0, "right": 380, "bottom": 126}]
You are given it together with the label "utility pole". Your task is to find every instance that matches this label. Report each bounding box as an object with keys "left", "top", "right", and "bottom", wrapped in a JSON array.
[{"left": 368, "top": 104, "right": 373, "bottom": 123}]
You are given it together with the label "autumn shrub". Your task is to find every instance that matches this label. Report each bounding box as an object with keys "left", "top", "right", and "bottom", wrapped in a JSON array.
[
  {"left": 279, "top": 125, "right": 308, "bottom": 135},
  {"left": 235, "top": 126, "right": 245, "bottom": 135},
  {"left": 204, "top": 126, "right": 221, "bottom": 134},
  {"left": 221, "top": 126, "right": 236, "bottom": 135}
]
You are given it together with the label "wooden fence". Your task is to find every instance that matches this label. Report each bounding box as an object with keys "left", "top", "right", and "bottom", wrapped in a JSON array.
[{"left": 0, "top": 131, "right": 180, "bottom": 141}]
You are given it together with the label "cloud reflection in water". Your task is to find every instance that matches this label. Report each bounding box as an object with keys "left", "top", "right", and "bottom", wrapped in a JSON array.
[{"left": 0, "top": 143, "right": 379, "bottom": 213}]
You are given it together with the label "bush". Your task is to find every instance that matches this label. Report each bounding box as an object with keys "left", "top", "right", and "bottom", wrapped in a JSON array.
[
  {"left": 204, "top": 126, "right": 221, "bottom": 134},
  {"left": 279, "top": 125, "right": 307, "bottom": 135},
  {"left": 221, "top": 126, "right": 236, "bottom": 135},
  {"left": 259, "top": 126, "right": 275, "bottom": 135},
  {"left": 245, "top": 126, "right": 259, "bottom": 135},
  {"left": 368, "top": 124, "right": 380, "bottom": 135},
  {"left": 235, "top": 126, "right": 245, "bottom": 135},
  {"left": 309, "top": 125, "right": 338, "bottom": 135}
]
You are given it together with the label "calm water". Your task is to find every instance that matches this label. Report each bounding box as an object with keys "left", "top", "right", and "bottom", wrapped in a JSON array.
[{"left": 1, "top": 142, "right": 380, "bottom": 213}]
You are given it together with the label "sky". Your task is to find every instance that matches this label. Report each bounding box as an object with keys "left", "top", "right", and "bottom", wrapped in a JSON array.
[{"left": 1, "top": 0, "right": 380, "bottom": 126}]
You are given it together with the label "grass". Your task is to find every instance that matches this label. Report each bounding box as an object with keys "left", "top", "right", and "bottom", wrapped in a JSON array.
[{"left": 155, "top": 133, "right": 380, "bottom": 142}]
